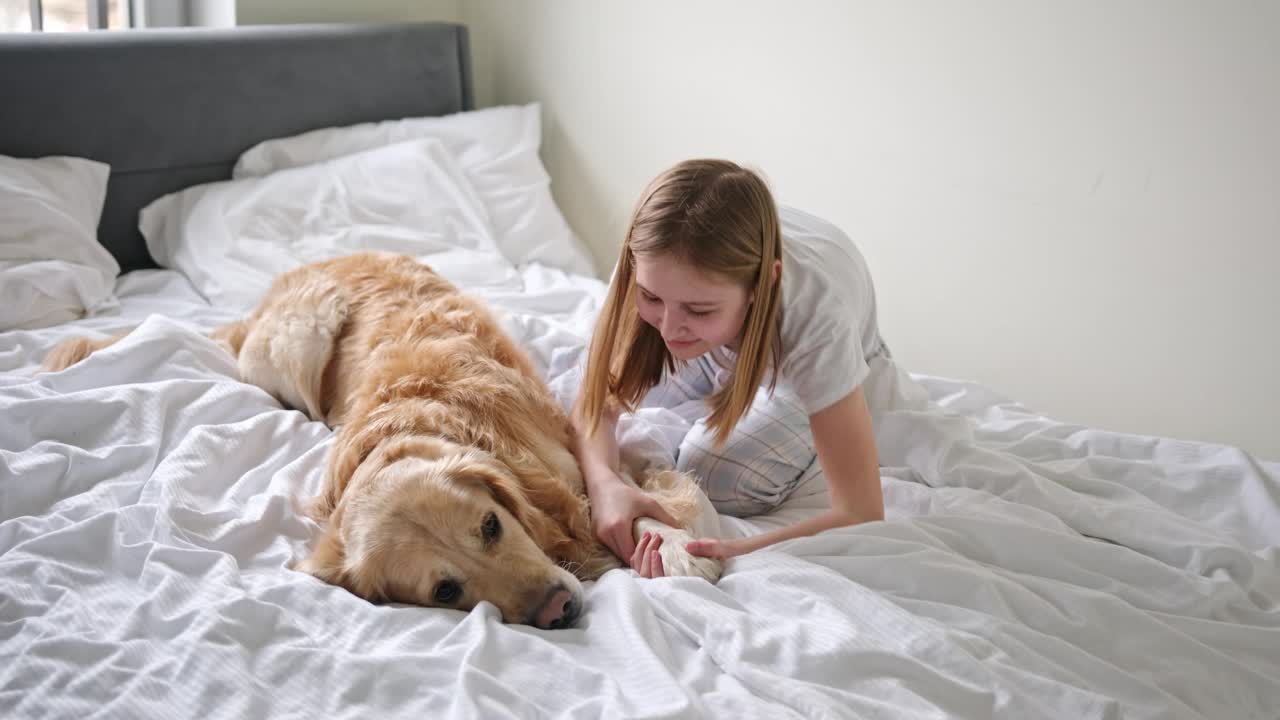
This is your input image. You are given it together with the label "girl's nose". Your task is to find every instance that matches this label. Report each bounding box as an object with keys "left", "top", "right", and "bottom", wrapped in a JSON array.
[{"left": 661, "top": 309, "right": 682, "bottom": 338}]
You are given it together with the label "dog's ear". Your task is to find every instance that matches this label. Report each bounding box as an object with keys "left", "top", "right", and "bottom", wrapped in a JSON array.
[
  {"left": 296, "top": 522, "right": 348, "bottom": 586},
  {"left": 455, "top": 457, "right": 575, "bottom": 557},
  {"left": 322, "top": 422, "right": 378, "bottom": 520},
  {"left": 295, "top": 505, "right": 384, "bottom": 601}
]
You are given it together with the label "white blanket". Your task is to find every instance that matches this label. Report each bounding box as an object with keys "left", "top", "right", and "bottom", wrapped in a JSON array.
[{"left": 2, "top": 260, "right": 1279, "bottom": 719}]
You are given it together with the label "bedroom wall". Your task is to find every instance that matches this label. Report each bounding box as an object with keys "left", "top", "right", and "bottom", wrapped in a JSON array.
[
  {"left": 230, "top": 1, "right": 1280, "bottom": 461},
  {"left": 458, "top": 1, "right": 1280, "bottom": 460},
  {"left": 235, "top": 0, "right": 460, "bottom": 25}
]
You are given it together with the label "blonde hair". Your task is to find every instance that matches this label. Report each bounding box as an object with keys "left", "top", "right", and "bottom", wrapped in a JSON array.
[{"left": 579, "top": 159, "right": 783, "bottom": 448}]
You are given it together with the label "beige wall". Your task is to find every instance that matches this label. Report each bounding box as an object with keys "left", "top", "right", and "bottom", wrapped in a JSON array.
[
  {"left": 237, "top": 1, "right": 1280, "bottom": 460},
  {"left": 463, "top": 1, "right": 1280, "bottom": 460},
  {"left": 235, "top": 0, "right": 459, "bottom": 25}
]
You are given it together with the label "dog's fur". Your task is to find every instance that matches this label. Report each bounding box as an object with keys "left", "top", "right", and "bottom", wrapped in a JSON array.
[{"left": 43, "top": 252, "right": 719, "bottom": 628}]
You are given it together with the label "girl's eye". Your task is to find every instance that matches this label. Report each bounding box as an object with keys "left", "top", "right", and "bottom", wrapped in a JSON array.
[
  {"left": 638, "top": 291, "right": 660, "bottom": 304},
  {"left": 688, "top": 309, "right": 712, "bottom": 318}
]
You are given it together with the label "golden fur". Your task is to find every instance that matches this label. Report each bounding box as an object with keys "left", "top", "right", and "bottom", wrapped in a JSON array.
[{"left": 44, "top": 252, "right": 719, "bottom": 628}]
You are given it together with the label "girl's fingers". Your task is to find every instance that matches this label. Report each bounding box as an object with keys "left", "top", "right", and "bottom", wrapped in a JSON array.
[
  {"left": 631, "top": 532, "right": 675, "bottom": 578},
  {"left": 632, "top": 531, "right": 654, "bottom": 569},
  {"left": 630, "top": 532, "right": 645, "bottom": 568},
  {"left": 642, "top": 534, "right": 664, "bottom": 578},
  {"left": 685, "top": 538, "right": 717, "bottom": 557},
  {"left": 639, "top": 535, "right": 654, "bottom": 577}
]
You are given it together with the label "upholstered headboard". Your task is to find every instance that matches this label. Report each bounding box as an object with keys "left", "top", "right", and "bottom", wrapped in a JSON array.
[{"left": 0, "top": 22, "right": 473, "bottom": 272}]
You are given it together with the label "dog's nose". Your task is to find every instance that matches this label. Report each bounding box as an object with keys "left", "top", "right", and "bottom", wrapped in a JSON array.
[
  {"left": 549, "top": 595, "right": 581, "bottom": 630},
  {"left": 534, "top": 586, "right": 580, "bottom": 629}
]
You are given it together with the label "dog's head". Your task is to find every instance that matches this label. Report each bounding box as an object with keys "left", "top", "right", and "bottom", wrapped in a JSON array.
[{"left": 297, "top": 436, "right": 584, "bottom": 629}]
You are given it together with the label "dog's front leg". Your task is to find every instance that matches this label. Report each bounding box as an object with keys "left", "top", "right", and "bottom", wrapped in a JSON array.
[
  {"left": 632, "top": 518, "right": 723, "bottom": 582},
  {"left": 614, "top": 462, "right": 724, "bottom": 582}
]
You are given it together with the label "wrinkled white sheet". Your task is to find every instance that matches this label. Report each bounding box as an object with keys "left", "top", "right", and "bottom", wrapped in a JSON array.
[{"left": 3, "top": 259, "right": 1279, "bottom": 719}]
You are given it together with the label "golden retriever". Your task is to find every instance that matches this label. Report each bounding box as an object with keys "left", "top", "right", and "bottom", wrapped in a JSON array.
[{"left": 43, "top": 252, "right": 720, "bottom": 629}]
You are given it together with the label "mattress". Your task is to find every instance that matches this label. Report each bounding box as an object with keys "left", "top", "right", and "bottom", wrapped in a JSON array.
[{"left": 3, "top": 257, "right": 1279, "bottom": 719}]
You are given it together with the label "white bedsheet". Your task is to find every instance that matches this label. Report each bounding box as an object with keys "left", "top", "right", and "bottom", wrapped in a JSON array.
[{"left": 3, "top": 258, "right": 1279, "bottom": 719}]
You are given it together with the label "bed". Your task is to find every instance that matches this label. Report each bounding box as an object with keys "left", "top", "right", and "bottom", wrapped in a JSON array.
[{"left": 2, "top": 22, "right": 1278, "bottom": 720}]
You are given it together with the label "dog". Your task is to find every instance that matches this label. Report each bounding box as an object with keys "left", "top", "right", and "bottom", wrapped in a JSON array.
[{"left": 43, "top": 252, "right": 720, "bottom": 629}]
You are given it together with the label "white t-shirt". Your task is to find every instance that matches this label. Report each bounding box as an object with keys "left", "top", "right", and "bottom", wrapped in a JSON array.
[
  {"left": 774, "top": 205, "right": 885, "bottom": 414},
  {"left": 643, "top": 205, "right": 886, "bottom": 417}
]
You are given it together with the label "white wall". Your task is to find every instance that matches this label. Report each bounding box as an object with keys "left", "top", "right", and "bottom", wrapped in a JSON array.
[
  {"left": 136, "top": 0, "right": 235, "bottom": 27},
  {"left": 462, "top": 1, "right": 1279, "bottom": 459},
  {"left": 230, "top": 1, "right": 1280, "bottom": 460}
]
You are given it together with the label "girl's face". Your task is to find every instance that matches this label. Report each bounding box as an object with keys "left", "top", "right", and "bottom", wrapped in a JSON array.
[{"left": 632, "top": 252, "right": 752, "bottom": 361}]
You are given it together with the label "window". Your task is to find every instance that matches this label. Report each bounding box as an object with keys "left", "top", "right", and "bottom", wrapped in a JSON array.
[{"left": 1, "top": 0, "right": 132, "bottom": 31}]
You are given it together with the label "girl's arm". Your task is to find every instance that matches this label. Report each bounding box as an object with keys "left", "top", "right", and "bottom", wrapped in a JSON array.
[
  {"left": 684, "top": 386, "right": 883, "bottom": 560},
  {"left": 570, "top": 397, "right": 678, "bottom": 562}
]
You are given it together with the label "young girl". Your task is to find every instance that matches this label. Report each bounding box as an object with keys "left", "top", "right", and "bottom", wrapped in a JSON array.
[{"left": 572, "top": 158, "right": 902, "bottom": 578}]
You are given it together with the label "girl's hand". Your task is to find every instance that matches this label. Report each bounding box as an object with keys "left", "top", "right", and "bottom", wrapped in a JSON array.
[
  {"left": 632, "top": 531, "right": 665, "bottom": 578},
  {"left": 592, "top": 474, "right": 679, "bottom": 563},
  {"left": 633, "top": 534, "right": 746, "bottom": 579},
  {"left": 685, "top": 537, "right": 750, "bottom": 560}
]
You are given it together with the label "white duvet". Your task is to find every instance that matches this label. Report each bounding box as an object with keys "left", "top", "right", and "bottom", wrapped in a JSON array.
[{"left": 3, "top": 253, "right": 1279, "bottom": 719}]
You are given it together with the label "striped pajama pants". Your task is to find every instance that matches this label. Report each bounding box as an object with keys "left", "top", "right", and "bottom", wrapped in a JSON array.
[{"left": 641, "top": 355, "right": 821, "bottom": 518}]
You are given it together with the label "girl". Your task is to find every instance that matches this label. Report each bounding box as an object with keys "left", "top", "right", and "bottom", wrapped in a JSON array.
[{"left": 572, "top": 158, "right": 904, "bottom": 578}]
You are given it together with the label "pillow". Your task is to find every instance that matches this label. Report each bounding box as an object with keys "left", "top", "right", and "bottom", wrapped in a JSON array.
[
  {"left": 233, "top": 103, "right": 596, "bottom": 276},
  {"left": 0, "top": 155, "right": 119, "bottom": 330},
  {"left": 140, "top": 137, "right": 504, "bottom": 312}
]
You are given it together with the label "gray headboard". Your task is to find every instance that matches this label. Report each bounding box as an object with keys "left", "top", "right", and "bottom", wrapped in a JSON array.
[{"left": 0, "top": 22, "right": 473, "bottom": 272}]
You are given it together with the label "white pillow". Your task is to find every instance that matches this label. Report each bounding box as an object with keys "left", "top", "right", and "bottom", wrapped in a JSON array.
[
  {"left": 233, "top": 103, "right": 596, "bottom": 276},
  {"left": 0, "top": 155, "right": 119, "bottom": 330},
  {"left": 141, "top": 138, "right": 504, "bottom": 311}
]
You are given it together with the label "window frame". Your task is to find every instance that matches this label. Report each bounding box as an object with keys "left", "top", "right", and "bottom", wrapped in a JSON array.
[{"left": 25, "top": 0, "right": 134, "bottom": 31}]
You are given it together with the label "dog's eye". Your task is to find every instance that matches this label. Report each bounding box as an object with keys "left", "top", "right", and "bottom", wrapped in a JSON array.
[
  {"left": 433, "top": 580, "right": 462, "bottom": 605},
  {"left": 482, "top": 511, "right": 501, "bottom": 545}
]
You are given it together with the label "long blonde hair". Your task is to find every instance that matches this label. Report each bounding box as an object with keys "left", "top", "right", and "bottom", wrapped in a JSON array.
[{"left": 579, "top": 159, "right": 783, "bottom": 448}]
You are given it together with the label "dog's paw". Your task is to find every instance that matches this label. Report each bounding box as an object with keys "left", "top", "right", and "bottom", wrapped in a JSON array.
[{"left": 634, "top": 517, "right": 722, "bottom": 583}]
